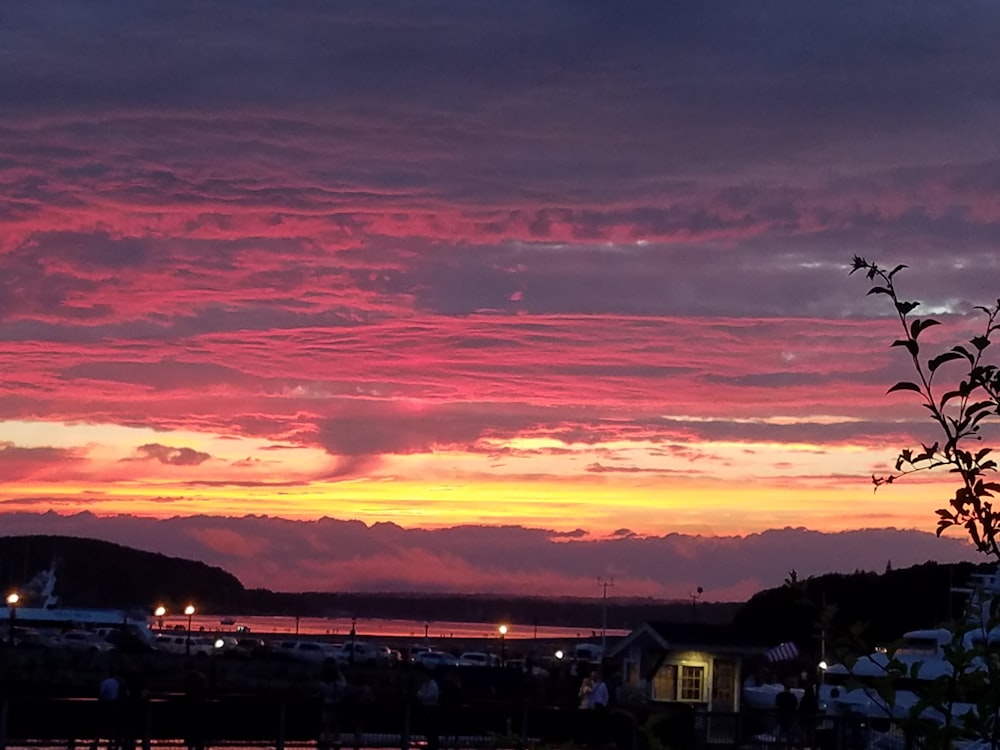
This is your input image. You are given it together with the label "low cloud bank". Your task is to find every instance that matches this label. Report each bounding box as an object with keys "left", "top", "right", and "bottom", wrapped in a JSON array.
[{"left": 0, "top": 512, "right": 980, "bottom": 602}]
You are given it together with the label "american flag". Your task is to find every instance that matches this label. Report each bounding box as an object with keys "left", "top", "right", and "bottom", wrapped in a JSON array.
[{"left": 766, "top": 641, "right": 800, "bottom": 663}]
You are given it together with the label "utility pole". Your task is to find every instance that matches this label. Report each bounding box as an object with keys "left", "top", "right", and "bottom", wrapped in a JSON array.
[{"left": 598, "top": 577, "right": 614, "bottom": 656}]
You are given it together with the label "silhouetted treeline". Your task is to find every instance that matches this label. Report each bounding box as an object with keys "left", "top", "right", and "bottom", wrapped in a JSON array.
[
  {"left": 2, "top": 535, "right": 993, "bottom": 648},
  {"left": 732, "top": 560, "right": 994, "bottom": 658},
  {"left": 238, "top": 587, "right": 739, "bottom": 629}
]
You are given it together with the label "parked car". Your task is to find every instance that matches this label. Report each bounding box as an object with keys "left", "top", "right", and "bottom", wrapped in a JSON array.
[
  {"left": 274, "top": 639, "right": 340, "bottom": 663},
  {"left": 415, "top": 650, "right": 461, "bottom": 669},
  {"left": 57, "top": 629, "right": 116, "bottom": 653},
  {"left": 154, "top": 634, "right": 216, "bottom": 656},
  {"left": 104, "top": 627, "right": 157, "bottom": 654},
  {"left": 459, "top": 651, "right": 498, "bottom": 667},
  {"left": 337, "top": 641, "right": 385, "bottom": 666},
  {"left": 212, "top": 635, "right": 241, "bottom": 656},
  {"left": 234, "top": 636, "right": 268, "bottom": 657},
  {"left": 573, "top": 643, "right": 604, "bottom": 663},
  {"left": 5, "top": 626, "right": 56, "bottom": 650},
  {"left": 408, "top": 645, "right": 433, "bottom": 663}
]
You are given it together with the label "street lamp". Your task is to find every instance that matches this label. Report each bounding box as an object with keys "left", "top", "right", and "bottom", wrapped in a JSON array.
[
  {"left": 6, "top": 593, "right": 18, "bottom": 646},
  {"left": 498, "top": 624, "right": 508, "bottom": 666},
  {"left": 184, "top": 604, "right": 195, "bottom": 655},
  {"left": 154, "top": 605, "right": 166, "bottom": 632}
]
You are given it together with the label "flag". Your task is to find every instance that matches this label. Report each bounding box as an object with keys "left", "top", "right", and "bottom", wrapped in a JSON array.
[{"left": 766, "top": 641, "right": 800, "bottom": 663}]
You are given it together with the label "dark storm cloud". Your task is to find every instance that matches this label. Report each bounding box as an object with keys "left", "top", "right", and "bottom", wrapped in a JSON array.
[{"left": 4, "top": 3, "right": 1000, "bottom": 176}]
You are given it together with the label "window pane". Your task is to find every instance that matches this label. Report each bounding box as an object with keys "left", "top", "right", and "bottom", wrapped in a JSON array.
[
  {"left": 680, "top": 665, "right": 704, "bottom": 701},
  {"left": 712, "top": 659, "right": 736, "bottom": 710}
]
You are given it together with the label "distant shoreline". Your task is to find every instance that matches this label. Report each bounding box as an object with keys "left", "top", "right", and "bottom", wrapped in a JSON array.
[{"left": 159, "top": 612, "right": 629, "bottom": 642}]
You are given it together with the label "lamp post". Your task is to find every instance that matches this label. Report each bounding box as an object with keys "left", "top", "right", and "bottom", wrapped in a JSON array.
[
  {"left": 498, "top": 624, "right": 508, "bottom": 667},
  {"left": 184, "top": 605, "right": 195, "bottom": 655},
  {"left": 350, "top": 616, "right": 357, "bottom": 664},
  {"left": 154, "top": 605, "right": 166, "bottom": 632},
  {"left": 690, "top": 586, "right": 703, "bottom": 621},
  {"left": 6, "top": 593, "right": 18, "bottom": 646},
  {"left": 598, "top": 577, "right": 614, "bottom": 656}
]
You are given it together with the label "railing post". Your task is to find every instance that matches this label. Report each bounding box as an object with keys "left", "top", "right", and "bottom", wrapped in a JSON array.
[
  {"left": 275, "top": 700, "right": 286, "bottom": 750},
  {"left": 141, "top": 699, "right": 151, "bottom": 750},
  {"left": 400, "top": 703, "right": 410, "bottom": 750},
  {"left": 0, "top": 696, "right": 8, "bottom": 750}
]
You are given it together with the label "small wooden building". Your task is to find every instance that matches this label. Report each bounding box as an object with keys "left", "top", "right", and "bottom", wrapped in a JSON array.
[{"left": 608, "top": 621, "right": 767, "bottom": 712}]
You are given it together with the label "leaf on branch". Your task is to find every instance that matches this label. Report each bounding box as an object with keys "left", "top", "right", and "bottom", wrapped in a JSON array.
[
  {"left": 967, "top": 520, "right": 982, "bottom": 548},
  {"left": 940, "top": 390, "right": 964, "bottom": 408},
  {"left": 971, "top": 335, "right": 991, "bottom": 352},
  {"left": 888, "top": 264, "right": 907, "bottom": 279},
  {"left": 910, "top": 319, "right": 939, "bottom": 339},
  {"left": 895, "top": 300, "right": 920, "bottom": 315},
  {"left": 952, "top": 345, "right": 975, "bottom": 364},
  {"left": 867, "top": 286, "right": 892, "bottom": 297},
  {"left": 891, "top": 339, "right": 919, "bottom": 357},
  {"left": 928, "top": 351, "right": 965, "bottom": 372},
  {"left": 888, "top": 381, "right": 922, "bottom": 395},
  {"left": 967, "top": 401, "right": 994, "bottom": 416}
]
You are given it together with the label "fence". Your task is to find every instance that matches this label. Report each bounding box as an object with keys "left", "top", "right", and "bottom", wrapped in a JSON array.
[
  {"left": 0, "top": 696, "right": 636, "bottom": 750},
  {"left": 0, "top": 697, "right": 909, "bottom": 750}
]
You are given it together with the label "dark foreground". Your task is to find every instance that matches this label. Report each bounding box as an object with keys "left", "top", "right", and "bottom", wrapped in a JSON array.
[{"left": 0, "top": 647, "right": 892, "bottom": 750}]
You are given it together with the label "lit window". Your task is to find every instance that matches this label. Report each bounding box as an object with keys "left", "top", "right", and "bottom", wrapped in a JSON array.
[{"left": 680, "top": 665, "right": 704, "bottom": 701}]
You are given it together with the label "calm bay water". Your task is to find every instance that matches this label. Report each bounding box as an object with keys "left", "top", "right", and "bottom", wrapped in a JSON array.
[{"left": 160, "top": 612, "right": 627, "bottom": 641}]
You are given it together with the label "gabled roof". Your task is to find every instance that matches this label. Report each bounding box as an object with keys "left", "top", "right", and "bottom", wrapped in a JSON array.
[{"left": 609, "top": 620, "right": 768, "bottom": 658}]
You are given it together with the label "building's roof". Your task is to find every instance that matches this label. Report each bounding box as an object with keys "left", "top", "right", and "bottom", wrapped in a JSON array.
[{"left": 609, "top": 620, "right": 769, "bottom": 658}]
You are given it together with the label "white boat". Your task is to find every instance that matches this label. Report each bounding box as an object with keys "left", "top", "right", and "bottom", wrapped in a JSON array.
[
  {"left": 5, "top": 561, "right": 152, "bottom": 633},
  {"left": 820, "top": 628, "right": 957, "bottom": 720},
  {"left": 819, "top": 568, "right": 1000, "bottom": 730}
]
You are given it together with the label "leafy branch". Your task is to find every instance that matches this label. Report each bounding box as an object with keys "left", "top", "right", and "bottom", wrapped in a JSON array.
[{"left": 850, "top": 256, "right": 1000, "bottom": 557}]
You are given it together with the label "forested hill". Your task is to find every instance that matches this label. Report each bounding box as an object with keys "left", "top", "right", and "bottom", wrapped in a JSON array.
[
  {"left": 0, "top": 535, "right": 245, "bottom": 610},
  {"left": 732, "top": 560, "right": 996, "bottom": 656}
]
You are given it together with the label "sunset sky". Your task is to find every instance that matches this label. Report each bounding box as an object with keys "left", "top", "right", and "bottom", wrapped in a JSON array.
[{"left": 2, "top": 2, "right": 999, "bottom": 600}]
